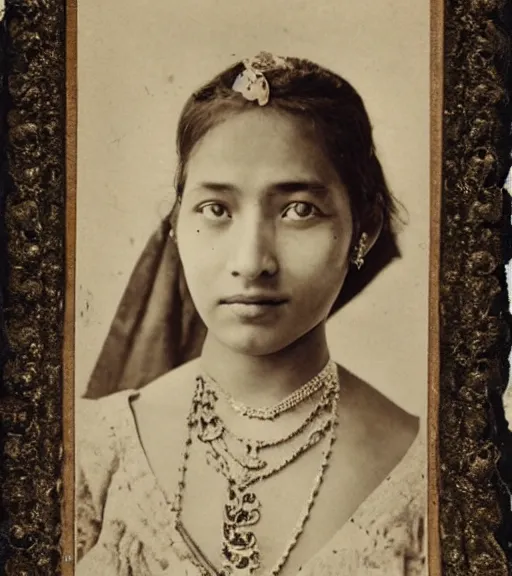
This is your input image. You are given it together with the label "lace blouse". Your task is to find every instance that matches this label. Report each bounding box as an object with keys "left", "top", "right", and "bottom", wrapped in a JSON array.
[{"left": 75, "top": 389, "right": 427, "bottom": 576}]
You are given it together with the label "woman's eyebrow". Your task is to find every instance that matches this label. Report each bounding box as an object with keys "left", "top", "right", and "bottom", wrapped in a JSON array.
[
  {"left": 270, "top": 180, "right": 330, "bottom": 196},
  {"left": 192, "top": 182, "right": 239, "bottom": 194},
  {"left": 192, "top": 180, "right": 330, "bottom": 196}
]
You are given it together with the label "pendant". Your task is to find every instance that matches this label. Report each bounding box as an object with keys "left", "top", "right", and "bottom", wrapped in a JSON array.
[
  {"left": 199, "top": 414, "right": 224, "bottom": 442},
  {"left": 222, "top": 482, "right": 261, "bottom": 574},
  {"left": 240, "top": 442, "right": 266, "bottom": 471}
]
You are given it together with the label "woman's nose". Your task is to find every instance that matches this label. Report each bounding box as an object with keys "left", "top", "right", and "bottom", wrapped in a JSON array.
[{"left": 228, "top": 219, "right": 278, "bottom": 280}]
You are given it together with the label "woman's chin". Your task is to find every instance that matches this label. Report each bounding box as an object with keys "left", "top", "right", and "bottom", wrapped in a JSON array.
[
  {"left": 221, "top": 338, "right": 286, "bottom": 357},
  {"left": 212, "top": 326, "right": 294, "bottom": 357}
]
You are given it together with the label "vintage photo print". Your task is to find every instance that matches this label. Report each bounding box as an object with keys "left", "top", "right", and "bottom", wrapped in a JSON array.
[{"left": 73, "top": 1, "right": 432, "bottom": 575}]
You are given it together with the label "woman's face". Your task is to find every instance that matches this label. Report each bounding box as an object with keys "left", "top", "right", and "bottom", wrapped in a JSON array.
[{"left": 176, "top": 108, "right": 354, "bottom": 356}]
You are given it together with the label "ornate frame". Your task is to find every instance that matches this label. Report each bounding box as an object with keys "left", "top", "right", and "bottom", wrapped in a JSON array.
[{"left": 0, "top": 0, "right": 511, "bottom": 574}]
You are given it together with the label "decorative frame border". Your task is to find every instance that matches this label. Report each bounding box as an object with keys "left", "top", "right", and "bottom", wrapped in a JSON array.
[
  {"left": 439, "top": 0, "right": 512, "bottom": 572},
  {"left": 0, "top": 0, "right": 510, "bottom": 574},
  {"left": 439, "top": 2, "right": 512, "bottom": 574}
]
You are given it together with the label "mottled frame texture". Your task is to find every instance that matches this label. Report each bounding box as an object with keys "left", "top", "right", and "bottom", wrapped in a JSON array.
[
  {"left": 442, "top": 0, "right": 512, "bottom": 571},
  {"left": 0, "top": 0, "right": 511, "bottom": 575}
]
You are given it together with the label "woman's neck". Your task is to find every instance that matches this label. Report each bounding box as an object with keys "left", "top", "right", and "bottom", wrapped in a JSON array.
[{"left": 199, "top": 323, "right": 331, "bottom": 408}]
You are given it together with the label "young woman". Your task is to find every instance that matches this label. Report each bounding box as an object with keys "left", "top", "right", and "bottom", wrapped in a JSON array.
[{"left": 76, "top": 53, "right": 426, "bottom": 576}]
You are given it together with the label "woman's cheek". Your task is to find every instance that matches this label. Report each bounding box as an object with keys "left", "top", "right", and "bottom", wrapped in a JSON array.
[
  {"left": 181, "top": 235, "right": 228, "bottom": 290},
  {"left": 287, "top": 229, "right": 347, "bottom": 276}
]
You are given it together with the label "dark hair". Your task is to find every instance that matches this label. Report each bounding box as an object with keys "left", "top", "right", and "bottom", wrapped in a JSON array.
[{"left": 173, "top": 53, "right": 403, "bottom": 310}]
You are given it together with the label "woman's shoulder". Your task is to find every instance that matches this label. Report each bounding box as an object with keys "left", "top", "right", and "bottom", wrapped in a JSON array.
[
  {"left": 337, "top": 362, "right": 419, "bottom": 423},
  {"left": 77, "top": 361, "right": 200, "bottom": 470},
  {"left": 134, "top": 358, "right": 201, "bottom": 412},
  {"left": 76, "top": 389, "right": 140, "bottom": 481},
  {"left": 339, "top": 364, "right": 427, "bottom": 528},
  {"left": 336, "top": 363, "right": 422, "bottom": 473},
  {"left": 76, "top": 388, "right": 137, "bottom": 447}
]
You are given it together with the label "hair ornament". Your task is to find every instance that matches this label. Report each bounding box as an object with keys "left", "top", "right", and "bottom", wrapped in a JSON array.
[
  {"left": 231, "top": 51, "right": 291, "bottom": 106},
  {"left": 232, "top": 65, "right": 270, "bottom": 106}
]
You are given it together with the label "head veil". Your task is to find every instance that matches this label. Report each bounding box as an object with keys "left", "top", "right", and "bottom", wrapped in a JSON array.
[{"left": 83, "top": 207, "right": 399, "bottom": 399}]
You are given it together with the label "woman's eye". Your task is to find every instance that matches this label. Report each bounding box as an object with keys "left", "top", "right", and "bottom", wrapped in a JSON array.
[
  {"left": 282, "top": 202, "right": 319, "bottom": 221},
  {"left": 198, "top": 203, "right": 230, "bottom": 220}
]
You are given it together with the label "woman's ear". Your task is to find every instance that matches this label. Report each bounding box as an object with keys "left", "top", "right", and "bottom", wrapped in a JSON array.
[
  {"left": 333, "top": 207, "right": 400, "bottom": 315},
  {"left": 349, "top": 208, "right": 384, "bottom": 270},
  {"left": 169, "top": 195, "right": 181, "bottom": 242},
  {"left": 363, "top": 208, "right": 384, "bottom": 258}
]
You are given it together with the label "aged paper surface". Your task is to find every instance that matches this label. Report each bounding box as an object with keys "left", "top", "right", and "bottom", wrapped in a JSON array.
[{"left": 74, "top": 1, "right": 431, "bottom": 574}]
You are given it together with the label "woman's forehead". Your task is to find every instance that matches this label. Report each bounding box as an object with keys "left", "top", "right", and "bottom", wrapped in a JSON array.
[{"left": 185, "top": 109, "right": 341, "bottom": 190}]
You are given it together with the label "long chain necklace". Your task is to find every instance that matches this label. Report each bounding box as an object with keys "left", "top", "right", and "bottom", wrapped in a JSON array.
[
  {"left": 171, "top": 362, "right": 340, "bottom": 576},
  {"left": 202, "top": 359, "right": 337, "bottom": 420}
]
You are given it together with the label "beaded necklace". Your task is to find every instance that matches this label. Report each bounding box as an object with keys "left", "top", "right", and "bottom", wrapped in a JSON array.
[
  {"left": 171, "top": 361, "right": 340, "bottom": 576},
  {"left": 202, "top": 359, "right": 336, "bottom": 420}
]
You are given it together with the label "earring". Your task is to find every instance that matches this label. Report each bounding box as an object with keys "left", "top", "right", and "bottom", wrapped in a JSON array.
[
  {"left": 169, "top": 228, "right": 175, "bottom": 241},
  {"left": 351, "top": 232, "right": 369, "bottom": 270}
]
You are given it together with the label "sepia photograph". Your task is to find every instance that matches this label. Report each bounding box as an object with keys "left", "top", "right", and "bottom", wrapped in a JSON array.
[{"left": 72, "top": 1, "right": 432, "bottom": 575}]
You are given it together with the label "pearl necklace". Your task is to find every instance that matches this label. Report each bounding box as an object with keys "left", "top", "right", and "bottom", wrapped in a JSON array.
[
  {"left": 201, "top": 359, "right": 338, "bottom": 420},
  {"left": 171, "top": 361, "right": 340, "bottom": 576}
]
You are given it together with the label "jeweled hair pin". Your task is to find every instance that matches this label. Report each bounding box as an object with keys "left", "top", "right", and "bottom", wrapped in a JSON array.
[
  {"left": 232, "top": 64, "right": 270, "bottom": 106},
  {"left": 231, "top": 51, "right": 291, "bottom": 106}
]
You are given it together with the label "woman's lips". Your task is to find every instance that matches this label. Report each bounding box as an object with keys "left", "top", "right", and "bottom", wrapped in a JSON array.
[
  {"left": 221, "top": 294, "right": 288, "bottom": 305},
  {"left": 220, "top": 295, "right": 288, "bottom": 320}
]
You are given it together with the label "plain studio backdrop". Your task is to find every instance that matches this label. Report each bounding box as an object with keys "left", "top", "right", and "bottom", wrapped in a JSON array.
[{"left": 75, "top": 0, "right": 430, "bottom": 419}]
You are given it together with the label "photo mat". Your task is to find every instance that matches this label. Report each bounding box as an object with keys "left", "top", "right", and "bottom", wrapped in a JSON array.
[{"left": 75, "top": 1, "right": 432, "bottom": 574}]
